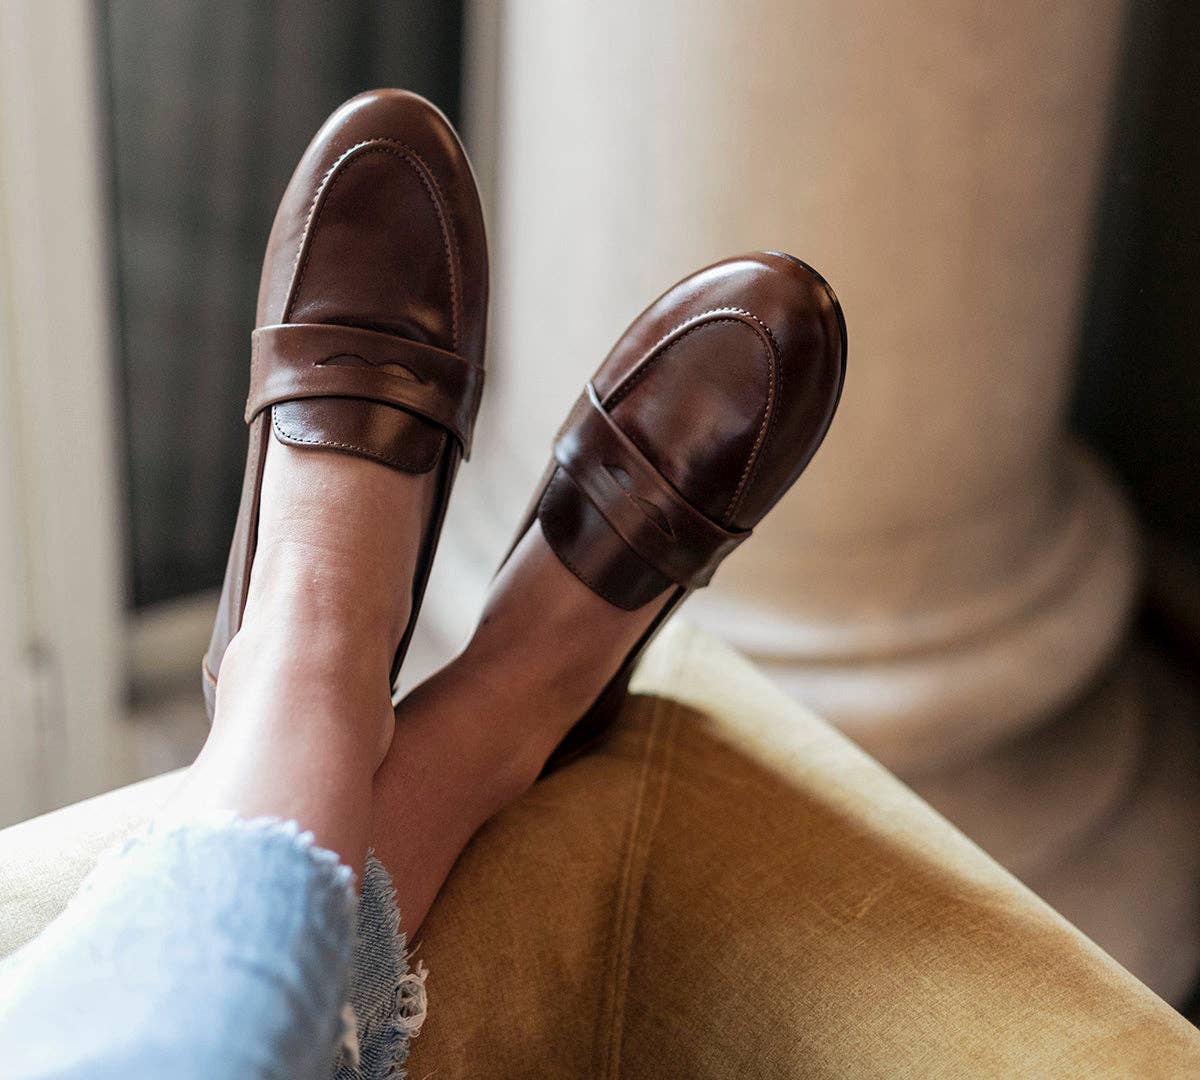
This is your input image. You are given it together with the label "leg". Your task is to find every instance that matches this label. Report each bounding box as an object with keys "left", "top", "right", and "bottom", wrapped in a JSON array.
[
  {"left": 369, "top": 523, "right": 669, "bottom": 931},
  {"left": 0, "top": 441, "right": 426, "bottom": 1080},
  {"left": 166, "top": 439, "right": 426, "bottom": 875},
  {"left": 0, "top": 86, "right": 489, "bottom": 1077}
]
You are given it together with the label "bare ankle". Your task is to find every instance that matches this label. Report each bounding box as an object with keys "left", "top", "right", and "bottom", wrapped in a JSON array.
[
  {"left": 242, "top": 537, "right": 412, "bottom": 663},
  {"left": 215, "top": 625, "right": 396, "bottom": 769}
]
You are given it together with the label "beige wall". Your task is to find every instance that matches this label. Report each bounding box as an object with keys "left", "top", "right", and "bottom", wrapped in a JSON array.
[{"left": 0, "top": 1, "right": 128, "bottom": 825}]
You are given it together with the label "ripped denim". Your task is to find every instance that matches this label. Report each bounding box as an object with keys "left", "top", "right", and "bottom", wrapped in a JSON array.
[{"left": 0, "top": 817, "right": 426, "bottom": 1080}]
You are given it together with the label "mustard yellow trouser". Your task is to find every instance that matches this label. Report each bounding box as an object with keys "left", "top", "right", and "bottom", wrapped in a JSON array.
[{"left": 1, "top": 623, "right": 1197, "bottom": 1078}]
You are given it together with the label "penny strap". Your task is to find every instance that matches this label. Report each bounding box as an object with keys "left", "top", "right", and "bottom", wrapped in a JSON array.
[
  {"left": 552, "top": 383, "right": 748, "bottom": 589},
  {"left": 245, "top": 323, "right": 484, "bottom": 456}
]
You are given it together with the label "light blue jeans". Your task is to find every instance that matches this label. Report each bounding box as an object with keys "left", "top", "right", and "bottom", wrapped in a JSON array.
[{"left": 0, "top": 817, "right": 425, "bottom": 1080}]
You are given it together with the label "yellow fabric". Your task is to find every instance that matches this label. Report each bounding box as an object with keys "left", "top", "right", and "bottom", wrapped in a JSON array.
[
  {"left": 1, "top": 622, "right": 1197, "bottom": 1076},
  {"left": 0, "top": 769, "right": 184, "bottom": 957}
]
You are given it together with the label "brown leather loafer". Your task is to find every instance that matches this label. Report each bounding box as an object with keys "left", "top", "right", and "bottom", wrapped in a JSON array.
[
  {"left": 503, "top": 252, "right": 845, "bottom": 765},
  {"left": 202, "top": 89, "right": 488, "bottom": 717}
]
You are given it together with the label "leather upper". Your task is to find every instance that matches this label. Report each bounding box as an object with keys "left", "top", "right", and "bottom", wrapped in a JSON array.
[
  {"left": 204, "top": 90, "right": 488, "bottom": 703},
  {"left": 260, "top": 107, "right": 487, "bottom": 474},
  {"left": 552, "top": 384, "right": 746, "bottom": 589},
  {"left": 537, "top": 252, "right": 845, "bottom": 610},
  {"left": 246, "top": 323, "right": 483, "bottom": 455}
]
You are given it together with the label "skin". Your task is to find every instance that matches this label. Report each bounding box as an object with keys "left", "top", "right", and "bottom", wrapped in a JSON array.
[{"left": 161, "top": 437, "right": 666, "bottom": 928}]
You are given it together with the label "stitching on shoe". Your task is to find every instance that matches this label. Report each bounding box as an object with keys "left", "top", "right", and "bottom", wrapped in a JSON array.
[
  {"left": 272, "top": 411, "right": 443, "bottom": 472},
  {"left": 285, "top": 138, "right": 461, "bottom": 351},
  {"left": 604, "top": 308, "right": 778, "bottom": 526},
  {"left": 724, "top": 316, "right": 780, "bottom": 521},
  {"left": 397, "top": 141, "right": 463, "bottom": 352},
  {"left": 605, "top": 307, "right": 776, "bottom": 408}
]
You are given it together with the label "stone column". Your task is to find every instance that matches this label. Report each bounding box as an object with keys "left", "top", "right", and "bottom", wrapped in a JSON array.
[{"left": 417, "top": 0, "right": 1199, "bottom": 1000}]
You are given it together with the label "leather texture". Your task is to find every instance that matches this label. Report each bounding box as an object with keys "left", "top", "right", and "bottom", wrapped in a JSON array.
[
  {"left": 246, "top": 323, "right": 483, "bottom": 454},
  {"left": 203, "top": 90, "right": 488, "bottom": 715},
  {"left": 552, "top": 384, "right": 746, "bottom": 590},
  {"left": 527, "top": 252, "right": 846, "bottom": 612}
]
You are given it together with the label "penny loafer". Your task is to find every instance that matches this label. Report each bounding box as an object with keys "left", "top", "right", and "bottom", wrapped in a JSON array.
[
  {"left": 503, "top": 252, "right": 845, "bottom": 766},
  {"left": 202, "top": 89, "right": 488, "bottom": 717}
]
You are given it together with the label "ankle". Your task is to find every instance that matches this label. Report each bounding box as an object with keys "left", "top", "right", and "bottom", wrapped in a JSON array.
[
  {"left": 242, "top": 536, "right": 412, "bottom": 667},
  {"left": 462, "top": 594, "right": 650, "bottom": 729},
  {"left": 215, "top": 624, "right": 396, "bottom": 769},
  {"left": 448, "top": 634, "right": 590, "bottom": 782}
]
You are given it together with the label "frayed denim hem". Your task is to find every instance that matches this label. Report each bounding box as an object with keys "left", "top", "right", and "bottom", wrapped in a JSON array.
[
  {"left": 95, "top": 812, "right": 357, "bottom": 896},
  {"left": 334, "top": 855, "right": 427, "bottom": 1080},
  {"left": 0, "top": 815, "right": 424, "bottom": 1080}
]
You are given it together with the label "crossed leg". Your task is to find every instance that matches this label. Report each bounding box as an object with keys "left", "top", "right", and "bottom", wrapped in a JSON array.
[{"left": 168, "top": 438, "right": 666, "bottom": 932}]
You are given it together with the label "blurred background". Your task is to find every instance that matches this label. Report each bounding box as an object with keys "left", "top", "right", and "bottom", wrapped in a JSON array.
[{"left": 0, "top": 0, "right": 1196, "bottom": 1012}]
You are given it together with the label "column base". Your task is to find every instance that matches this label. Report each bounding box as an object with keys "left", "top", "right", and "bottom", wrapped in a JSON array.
[
  {"left": 691, "top": 444, "right": 1139, "bottom": 773},
  {"left": 912, "top": 641, "right": 1200, "bottom": 1005}
]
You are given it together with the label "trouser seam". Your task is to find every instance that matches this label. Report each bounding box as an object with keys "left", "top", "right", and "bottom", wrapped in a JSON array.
[{"left": 597, "top": 693, "right": 680, "bottom": 1079}]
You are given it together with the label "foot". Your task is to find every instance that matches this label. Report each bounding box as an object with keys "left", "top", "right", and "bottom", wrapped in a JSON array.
[{"left": 203, "top": 88, "right": 488, "bottom": 722}]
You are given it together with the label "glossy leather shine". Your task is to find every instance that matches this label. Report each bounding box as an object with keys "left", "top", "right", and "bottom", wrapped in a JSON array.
[
  {"left": 203, "top": 90, "right": 488, "bottom": 716},
  {"left": 532, "top": 252, "right": 845, "bottom": 611},
  {"left": 502, "top": 252, "right": 845, "bottom": 768}
]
